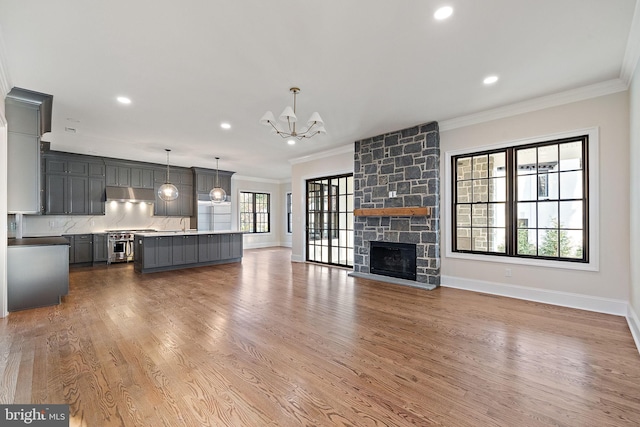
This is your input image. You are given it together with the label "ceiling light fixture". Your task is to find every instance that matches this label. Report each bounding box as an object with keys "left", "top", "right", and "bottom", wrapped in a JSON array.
[
  {"left": 483, "top": 75, "right": 499, "bottom": 85},
  {"left": 260, "top": 87, "right": 326, "bottom": 140},
  {"left": 434, "top": 6, "right": 453, "bottom": 20},
  {"left": 158, "top": 149, "right": 179, "bottom": 201},
  {"left": 287, "top": 139, "right": 296, "bottom": 145},
  {"left": 209, "top": 157, "right": 227, "bottom": 203},
  {"left": 117, "top": 96, "right": 132, "bottom": 104},
  {"left": 220, "top": 122, "right": 231, "bottom": 129}
]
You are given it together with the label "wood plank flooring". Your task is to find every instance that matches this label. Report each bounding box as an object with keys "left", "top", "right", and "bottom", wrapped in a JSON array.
[{"left": 1, "top": 247, "right": 639, "bottom": 426}]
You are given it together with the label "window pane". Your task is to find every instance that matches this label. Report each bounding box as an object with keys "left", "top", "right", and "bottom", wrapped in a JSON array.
[
  {"left": 538, "top": 229, "right": 558, "bottom": 257},
  {"left": 457, "top": 181, "right": 472, "bottom": 203},
  {"left": 347, "top": 175, "right": 353, "bottom": 193},
  {"left": 517, "top": 148, "right": 537, "bottom": 175},
  {"left": 538, "top": 144, "right": 558, "bottom": 170},
  {"left": 457, "top": 228, "right": 471, "bottom": 250},
  {"left": 489, "top": 177, "right": 506, "bottom": 202},
  {"left": 489, "top": 228, "right": 506, "bottom": 253},
  {"left": 559, "top": 141, "right": 582, "bottom": 171},
  {"left": 560, "top": 171, "right": 583, "bottom": 199},
  {"left": 472, "top": 205, "right": 487, "bottom": 227},
  {"left": 538, "top": 201, "right": 559, "bottom": 228},
  {"left": 457, "top": 205, "right": 471, "bottom": 227},
  {"left": 457, "top": 158, "right": 472, "bottom": 181},
  {"left": 489, "top": 203, "right": 505, "bottom": 228},
  {"left": 489, "top": 152, "right": 506, "bottom": 177},
  {"left": 473, "top": 155, "right": 489, "bottom": 179},
  {"left": 473, "top": 179, "right": 489, "bottom": 203},
  {"left": 517, "top": 175, "right": 537, "bottom": 201},
  {"left": 472, "top": 228, "right": 488, "bottom": 251},
  {"left": 564, "top": 230, "right": 584, "bottom": 259},
  {"left": 517, "top": 202, "right": 537, "bottom": 229},
  {"left": 517, "top": 229, "right": 537, "bottom": 255},
  {"left": 560, "top": 201, "right": 583, "bottom": 229}
]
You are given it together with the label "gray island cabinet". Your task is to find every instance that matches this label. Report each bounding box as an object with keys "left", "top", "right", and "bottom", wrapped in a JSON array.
[{"left": 133, "top": 231, "right": 243, "bottom": 273}]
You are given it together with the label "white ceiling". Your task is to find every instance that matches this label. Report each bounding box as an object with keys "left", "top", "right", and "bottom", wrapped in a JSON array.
[{"left": 0, "top": 0, "right": 637, "bottom": 180}]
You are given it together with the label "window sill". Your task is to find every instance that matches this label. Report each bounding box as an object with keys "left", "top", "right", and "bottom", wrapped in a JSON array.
[{"left": 445, "top": 250, "right": 598, "bottom": 272}]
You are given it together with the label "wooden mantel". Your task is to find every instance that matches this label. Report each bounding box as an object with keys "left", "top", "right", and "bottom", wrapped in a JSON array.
[{"left": 353, "top": 207, "right": 431, "bottom": 217}]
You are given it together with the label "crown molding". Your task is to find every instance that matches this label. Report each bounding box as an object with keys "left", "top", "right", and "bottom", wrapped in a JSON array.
[
  {"left": 0, "top": 29, "right": 12, "bottom": 100},
  {"left": 621, "top": 0, "right": 640, "bottom": 85},
  {"left": 288, "top": 143, "right": 353, "bottom": 165},
  {"left": 439, "top": 79, "right": 628, "bottom": 132},
  {"left": 232, "top": 174, "right": 288, "bottom": 185}
]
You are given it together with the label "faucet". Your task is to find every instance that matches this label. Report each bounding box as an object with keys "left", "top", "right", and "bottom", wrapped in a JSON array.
[{"left": 180, "top": 217, "right": 187, "bottom": 232}]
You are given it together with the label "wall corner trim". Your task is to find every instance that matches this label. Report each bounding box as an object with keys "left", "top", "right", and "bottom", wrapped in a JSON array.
[
  {"left": 441, "top": 275, "right": 628, "bottom": 316},
  {"left": 627, "top": 305, "right": 640, "bottom": 355}
]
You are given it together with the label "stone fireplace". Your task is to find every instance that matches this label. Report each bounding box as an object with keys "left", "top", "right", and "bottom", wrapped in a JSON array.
[{"left": 350, "top": 122, "right": 440, "bottom": 289}]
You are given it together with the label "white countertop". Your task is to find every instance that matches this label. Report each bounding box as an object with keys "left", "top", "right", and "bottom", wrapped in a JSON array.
[{"left": 133, "top": 230, "right": 244, "bottom": 237}]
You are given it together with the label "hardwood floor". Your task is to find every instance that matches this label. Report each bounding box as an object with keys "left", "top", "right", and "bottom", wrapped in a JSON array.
[{"left": 1, "top": 247, "right": 639, "bottom": 426}]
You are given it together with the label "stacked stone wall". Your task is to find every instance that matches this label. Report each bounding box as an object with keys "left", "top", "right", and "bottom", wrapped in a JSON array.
[{"left": 353, "top": 122, "right": 440, "bottom": 286}]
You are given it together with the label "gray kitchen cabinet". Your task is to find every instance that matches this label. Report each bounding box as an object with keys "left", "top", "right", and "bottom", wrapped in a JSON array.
[
  {"left": 6, "top": 89, "right": 52, "bottom": 214},
  {"left": 172, "top": 235, "right": 198, "bottom": 265},
  {"left": 130, "top": 167, "right": 154, "bottom": 188},
  {"left": 45, "top": 174, "right": 89, "bottom": 215},
  {"left": 198, "top": 234, "right": 222, "bottom": 262},
  {"left": 88, "top": 177, "right": 106, "bottom": 215},
  {"left": 230, "top": 233, "right": 243, "bottom": 258},
  {"left": 142, "top": 236, "right": 172, "bottom": 268},
  {"left": 193, "top": 168, "right": 233, "bottom": 195},
  {"left": 154, "top": 181, "right": 193, "bottom": 217},
  {"left": 74, "top": 234, "right": 93, "bottom": 264},
  {"left": 93, "top": 233, "right": 108, "bottom": 263},
  {"left": 46, "top": 158, "right": 88, "bottom": 175},
  {"left": 89, "top": 162, "right": 106, "bottom": 177},
  {"left": 64, "top": 235, "right": 75, "bottom": 263},
  {"left": 106, "top": 164, "right": 131, "bottom": 187}
]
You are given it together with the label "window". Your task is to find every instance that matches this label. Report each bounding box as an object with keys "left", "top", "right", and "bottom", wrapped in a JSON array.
[
  {"left": 452, "top": 135, "right": 588, "bottom": 263},
  {"left": 240, "top": 192, "right": 270, "bottom": 233},
  {"left": 286, "top": 192, "right": 292, "bottom": 234}
]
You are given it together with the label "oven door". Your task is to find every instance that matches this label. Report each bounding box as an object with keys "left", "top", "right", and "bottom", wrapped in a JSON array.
[{"left": 109, "top": 239, "right": 129, "bottom": 263}]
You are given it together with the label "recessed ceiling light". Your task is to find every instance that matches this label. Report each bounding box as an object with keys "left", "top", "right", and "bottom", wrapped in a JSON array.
[
  {"left": 117, "top": 96, "right": 132, "bottom": 104},
  {"left": 483, "top": 75, "right": 499, "bottom": 85},
  {"left": 287, "top": 139, "right": 296, "bottom": 145},
  {"left": 220, "top": 122, "right": 231, "bottom": 130},
  {"left": 434, "top": 6, "right": 453, "bottom": 20}
]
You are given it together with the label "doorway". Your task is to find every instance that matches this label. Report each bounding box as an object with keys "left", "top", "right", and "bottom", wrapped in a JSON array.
[{"left": 306, "top": 174, "right": 354, "bottom": 267}]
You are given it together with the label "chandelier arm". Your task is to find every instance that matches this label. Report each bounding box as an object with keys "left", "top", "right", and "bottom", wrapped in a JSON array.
[{"left": 294, "top": 121, "right": 319, "bottom": 136}]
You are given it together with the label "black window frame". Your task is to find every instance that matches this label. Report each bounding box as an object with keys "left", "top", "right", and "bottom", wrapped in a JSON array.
[
  {"left": 286, "top": 192, "right": 293, "bottom": 234},
  {"left": 451, "top": 135, "right": 589, "bottom": 263},
  {"left": 239, "top": 191, "right": 271, "bottom": 234}
]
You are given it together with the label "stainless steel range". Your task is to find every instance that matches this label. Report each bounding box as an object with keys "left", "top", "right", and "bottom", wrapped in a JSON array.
[{"left": 106, "top": 229, "right": 156, "bottom": 264}]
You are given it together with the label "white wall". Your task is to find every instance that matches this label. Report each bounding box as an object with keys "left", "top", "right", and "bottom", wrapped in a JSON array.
[
  {"left": 281, "top": 181, "right": 292, "bottom": 248},
  {"left": 440, "top": 92, "right": 630, "bottom": 307},
  {"left": 232, "top": 175, "right": 288, "bottom": 249},
  {"left": 0, "top": 40, "right": 9, "bottom": 318},
  {"left": 290, "top": 146, "right": 354, "bottom": 262},
  {"left": 629, "top": 57, "right": 640, "bottom": 339}
]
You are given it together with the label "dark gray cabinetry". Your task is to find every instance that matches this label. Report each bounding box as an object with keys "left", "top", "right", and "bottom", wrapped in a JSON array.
[
  {"left": 130, "top": 168, "right": 154, "bottom": 188},
  {"left": 43, "top": 153, "right": 105, "bottom": 215},
  {"left": 46, "top": 173, "right": 89, "bottom": 215},
  {"left": 93, "top": 233, "right": 108, "bottom": 263},
  {"left": 172, "top": 235, "right": 198, "bottom": 265},
  {"left": 106, "top": 162, "right": 156, "bottom": 189},
  {"left": 198, "top": 233, "right": 242, "bottom": 262},
  {"left": 194, "top": 169, "right": 233, "bottom": 195},
  {"left": 153, "top": 169, "right": 193, "bottom": 217},
  {"left": 63, "top": 234, "right": 94, "bottom": 264},
  {"left": 141, "top": 236, "right": 173, "bottom": 268},
  {"left": 106, "top": 164, "right": 131, "bottom": 187}
]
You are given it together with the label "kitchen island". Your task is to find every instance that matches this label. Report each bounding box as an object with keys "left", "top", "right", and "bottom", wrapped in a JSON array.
[
  {"left": 8, "top": 237, "right": 70, "bottom": 311},
  {"left": 133, "top": 230, "right": 243, "bottom": 273}
]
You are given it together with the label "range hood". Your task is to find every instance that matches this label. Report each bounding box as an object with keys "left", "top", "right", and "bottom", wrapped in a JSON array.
[{"left": 105, "top": 186, "right": 156, "bottom": 203}]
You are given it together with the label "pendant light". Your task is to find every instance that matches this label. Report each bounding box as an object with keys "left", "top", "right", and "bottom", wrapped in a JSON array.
[
  {"left": 209, "top": 157, "right": 226, "bottom": 203},
  {"left": 158, "top": 149, "right": 179, "bottom": 201}
]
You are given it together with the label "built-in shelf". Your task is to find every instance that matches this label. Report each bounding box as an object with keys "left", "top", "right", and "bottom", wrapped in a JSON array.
[{"left": 353, "top": 207, "right": 431, "bottom": 217}]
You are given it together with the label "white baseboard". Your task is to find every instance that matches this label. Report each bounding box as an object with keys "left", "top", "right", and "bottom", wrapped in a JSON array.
[
  {"left": 441, "top": 275, "right": 628, "bottom": 316},
  {"left": 243, "top": 241, "right": 282, "bottom": 250},
  {"left": 291, "top": 254, "right": 304, "bottom": 263},
  {"left": 627, "top": 305, "right": 640, "bottom": 355}
]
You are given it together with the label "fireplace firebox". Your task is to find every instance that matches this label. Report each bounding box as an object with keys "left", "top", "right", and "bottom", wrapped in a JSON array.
[{"left": 370, "top": 241, "right": 417, "bottom": 281}]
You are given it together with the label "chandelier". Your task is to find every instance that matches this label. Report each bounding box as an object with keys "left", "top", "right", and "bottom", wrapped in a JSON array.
[
  {"left": 260, "top": 87, "right": 326, "bottom": 141},
  {"left": 158, "top": 149, "right": 179, "bottom": 201},
  {"left": 209, "top": 157, "right": 226, "bottom": 203}
]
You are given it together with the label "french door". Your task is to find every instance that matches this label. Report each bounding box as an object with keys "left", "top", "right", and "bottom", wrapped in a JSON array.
[{"left": 306, "top": 174, "right": 354, "bottom": 267}]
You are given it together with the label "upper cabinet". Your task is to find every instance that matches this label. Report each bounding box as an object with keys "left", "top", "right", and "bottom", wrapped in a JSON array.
[
  {"left": 6, "top": 88, "right": 53, "bottom": 213},
  {"left": 193, "top": 168, "right": 233, "bottom": 196},
  {"left": 106, "top": 161, "right": 156, "bottom": 189},
  {"left": 43, "top": 152, "right": 106, "bottom": 215}
]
